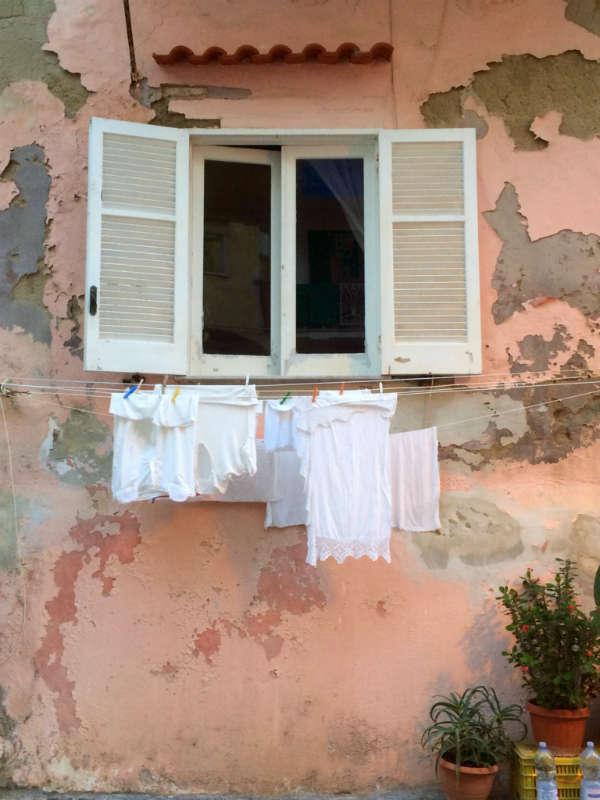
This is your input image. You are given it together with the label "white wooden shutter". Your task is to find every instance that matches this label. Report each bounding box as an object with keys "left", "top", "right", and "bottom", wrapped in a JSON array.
[
  {"left": 84, "top": 118, "right": 189, "bottom": 373},
  {"left": 378, "top": 129, "right": 481, "bottom": 375}
]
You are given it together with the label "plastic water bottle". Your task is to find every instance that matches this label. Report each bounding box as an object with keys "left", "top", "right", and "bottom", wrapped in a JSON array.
[
  {"left": 535, "top": 742, "right": 558, "bottom": 800},
  {"left": 580, "top": 741, "right": 600, "bottom": 799}
]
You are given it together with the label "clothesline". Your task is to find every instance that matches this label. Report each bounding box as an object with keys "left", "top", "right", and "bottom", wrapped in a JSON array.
[
  {"left": 12, "top": 384, "right": 600, "bottom": 431},
  {"left": 1, "top": 366, "right": 596, "bottom": 393},
  {"left": 3, "top": 372, "right": 599, "bottom": 401}
]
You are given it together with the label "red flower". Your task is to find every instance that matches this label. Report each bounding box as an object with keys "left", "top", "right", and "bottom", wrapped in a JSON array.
[
  {"left": 521, "top": 624, "right": 530, "bottom": 631},
  {"left": 568, "top": 605, "right": 575, "bottom": 610},
  {"left": 521, "top": 666, "right": 528, "bottom": 672},
  {"left": 588, "top": 650, "right": 593, "bottom": 657}
]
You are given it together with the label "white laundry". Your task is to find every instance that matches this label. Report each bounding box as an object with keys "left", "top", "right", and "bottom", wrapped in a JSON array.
[
  {"left": 110, "top": 385, "right": 260, "bottom": 502},
  {"left": 212, "top": 440, "right": 278, "bottom": 503},
  {"left": 264, "top": 449, "right": 308, "bottom": 527},
  {"left": 389, "top": 427, "right": 440, "bottom": 531},
  {"left": 110, "top": 387, "right": 197, "bottom": 503},
  {"left": 294, "top": 393, "right": 397, "bottom": 565},
  {"left": 263, "top": 390, "right": 371, "bottom": 452},
  {"left": 263, "top": 396, "right": 310, "bottom": 452},
  {"left": 192, "top": 385, "right": 260, "bottom": 494}
]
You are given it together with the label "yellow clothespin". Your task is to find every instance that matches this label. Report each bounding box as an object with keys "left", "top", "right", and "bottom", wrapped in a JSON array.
[
  {"left": 171, "top": 386, "right": 180, "bottom": 403},
  {"left": 312, "top": 386, "right": 318, "bottom": 403},
  {"left": 339, "top": 382, "right": 345, "bottom": 396}
]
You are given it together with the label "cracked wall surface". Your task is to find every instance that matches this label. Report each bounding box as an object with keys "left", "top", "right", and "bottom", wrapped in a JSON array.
[
  {"left": 0, "top": 144, "right": 51, "bottom": 343},
  {"left": 422, "top": 51, "right": 600, "bottom": 149},
  {"left": 0, "top": 0, "right": 599, "bottom": 796},
  {"left": 485, "top": 182, "right": 600, "bottom": 323},
  {"left": 0, "top": 0, "right": 89, "bottom": 118}
]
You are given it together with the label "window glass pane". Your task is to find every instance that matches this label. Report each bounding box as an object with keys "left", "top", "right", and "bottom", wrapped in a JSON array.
[
  {"left": 203, "top": 160, "right": 271, "bottom": 355},
  {"left": 296, "top": 158, "right": 365, "bottom": 354}
]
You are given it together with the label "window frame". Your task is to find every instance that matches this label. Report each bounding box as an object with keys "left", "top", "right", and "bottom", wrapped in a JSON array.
[{"left": 84, "top": 119, "right": 481, "bottom": 378}]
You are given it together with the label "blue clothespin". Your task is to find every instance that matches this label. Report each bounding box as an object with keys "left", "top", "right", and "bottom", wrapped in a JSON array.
[
  {"left": 280, "top": 390, "right": 291, "bottom": 405},
  {"left": 124, "top": 377, "right": 144, "bottom": 399}
]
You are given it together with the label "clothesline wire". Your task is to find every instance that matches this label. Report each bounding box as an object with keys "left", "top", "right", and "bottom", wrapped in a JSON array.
[
  {"left": 6, "top": 375, "right": 600, "bottom": 402},
  {"left": 2, "top": 366, "right": 596, "bottom": 392},
  {"left": 13, "top": 385, "right": 600, "bottom": 431}
]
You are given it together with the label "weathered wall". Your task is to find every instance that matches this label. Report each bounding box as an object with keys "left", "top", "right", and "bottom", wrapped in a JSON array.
[{"left": 0, "top": 0, "right": 599, "bottom": 793}]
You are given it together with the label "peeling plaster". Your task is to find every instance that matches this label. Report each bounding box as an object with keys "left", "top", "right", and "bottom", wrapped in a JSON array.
[
  {"left": 508, "top": 324, "right": 570, "bottom": 374},
  {"left": 193, "top": 539, "right": 326, "bottom": 662},
  {"left": 422, "top": 51, "right": 600, "bottom": 149},
  {"left": 0, "top": 144, "right": 51, "bottom": 344},
  {"left": 414, "top": 496, "right": 523, "bottom": 568},
  {"left": 485, "top": 182, "right": 600, "bottom": 323},
  {"left": 34, "top": 512, "right": 142, "bottom": 733},
  {"left": 564, "top": 0, "right": 600, "bottom": 37},
  {"left": 131, "top": 79, "right": 233, "bottom": 127},
  {"left": 43, "top": 409, "right": 112, "bottom": 487},
  {"left": 0, "top": 0, "right": 89, "bottom": 117}
]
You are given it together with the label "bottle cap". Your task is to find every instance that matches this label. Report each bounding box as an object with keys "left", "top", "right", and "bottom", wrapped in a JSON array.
[
  {"left": 539, "top": 742, "right": 547, "bottom": 748},
  {"left": 587, "top": 741, "right": 594, "bottom": 748}
]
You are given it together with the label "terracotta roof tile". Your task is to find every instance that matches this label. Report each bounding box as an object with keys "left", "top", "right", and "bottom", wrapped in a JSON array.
[{"left": 153, "top": 42, "right": 393, "bottom": 66}]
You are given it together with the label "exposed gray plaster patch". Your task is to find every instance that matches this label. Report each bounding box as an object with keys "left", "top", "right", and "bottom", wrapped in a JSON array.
[
  {"left": 420, "top": 88, "right": 489, "bottom": 138},
  {"left": 571, "top": 514, "right": 600, "bottom": 583},
  {"left": 421, "top": 51, "right": 600, "bottom": 149},
  {"left": 0, "top": 0, "right": 89, "bottom": 117},
  {"left": 564, "top": 0, "right": 600, "bottom": 37},
  {"left": 0, "top": 144, "right": 51, "bottom": 343},
  {"left": 414, "top": 497, "right": 523, "bottom": 568},
  {"left": 508, "top": 325, "right": 570, "bottom": 374},
  {"left": 43, "top": 409, "right": 112, "bottom": 487},
  {"left": 485, "top": 183, "right": 600, "bottom": 324},
  {"left": 131, "top": 79, "right": 250, "bottom": 127}
]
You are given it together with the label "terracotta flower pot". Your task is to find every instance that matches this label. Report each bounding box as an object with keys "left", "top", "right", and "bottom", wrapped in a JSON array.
[
  {"left": 438, "top": 756, "right": 499, "bottom": 800},
  {"left": 526, "top": 700, "right": 590, "bottom": 753}
]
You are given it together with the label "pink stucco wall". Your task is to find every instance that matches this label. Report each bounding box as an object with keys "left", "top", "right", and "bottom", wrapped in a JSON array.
[{"left": 1, "top": 0, "right": 600, "bottom": 792}]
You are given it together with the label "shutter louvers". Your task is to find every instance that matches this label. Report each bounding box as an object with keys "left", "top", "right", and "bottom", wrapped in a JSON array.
[
  {"left": 379, "top": 130, "right": 481, "bottom": 375},
  {"left": 85, "top": 119, "right": 189, "bottom": 374}
]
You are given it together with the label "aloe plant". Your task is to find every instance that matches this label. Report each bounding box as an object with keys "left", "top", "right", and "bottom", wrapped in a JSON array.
[{"left": 421, "top": 685, "right": 526, "bottom": 775}]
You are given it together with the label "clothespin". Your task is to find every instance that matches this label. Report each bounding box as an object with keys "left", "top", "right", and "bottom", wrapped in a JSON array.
[
  {"left": 161, "top": 375, "right": 169, "bottom": 395},
  {"left": 171, "top": 385, "right": 180, "bottom": 403},
  {"left": 124, "top": 377, "right": 144, "bottom": 399},
  {"left": 280, "top": 390, "right": 291, "bottom": 405},
  {"left": 379, "top": 381, "right": 383, "bottom": 394},
  {"left": 339, "top": 382, "right": 345, "bottom": 396},
  {"left": 312, "top": 386, "right": 318, "bottom": 403},
  {"left": 245, "top": 374, "right": 250, "bottom": 386}
]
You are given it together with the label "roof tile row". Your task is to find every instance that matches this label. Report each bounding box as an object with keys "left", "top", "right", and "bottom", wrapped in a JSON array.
[{"left": 153, "top": 42, "right": 393, "bottom": 66}]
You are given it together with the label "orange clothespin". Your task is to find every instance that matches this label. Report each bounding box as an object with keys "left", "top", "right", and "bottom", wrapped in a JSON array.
[
  {"left": 312, "top": 386, "right": 318, "bottom": 403},
  {"left": 171, "top": 386, "right": 180, "bottom": 403},
  {"left": 339, "top": 382, "right": 345, "bottom": 396}
]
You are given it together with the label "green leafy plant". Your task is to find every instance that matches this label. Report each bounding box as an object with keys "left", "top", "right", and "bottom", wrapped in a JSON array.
[
  {"left": 498, "top": 559, "right": 600, "bottom": 710},
  {"left": 421, "top": 685, "right": 526, "bottom": 775}
]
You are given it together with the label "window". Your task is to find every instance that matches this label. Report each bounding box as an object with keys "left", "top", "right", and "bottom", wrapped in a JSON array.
[{"left": 84, "top": 119, "right": 481, "bottom": 377}]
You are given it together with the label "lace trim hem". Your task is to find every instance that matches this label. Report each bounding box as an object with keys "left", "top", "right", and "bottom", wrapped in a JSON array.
[{"left": 307, "top": 536, "right": 391, "bottom": 565}]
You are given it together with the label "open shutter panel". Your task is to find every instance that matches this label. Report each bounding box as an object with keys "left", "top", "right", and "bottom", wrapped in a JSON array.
[
  {"left": 379, "top": 129, "right": 481, "bottom": 375},
  {"left": 84, "top": 118, "right": 189, "bottom": 374}
]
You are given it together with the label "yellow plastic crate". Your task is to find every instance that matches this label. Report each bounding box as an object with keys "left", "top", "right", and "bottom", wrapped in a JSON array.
[{"left": 513, "top": 742, "right": 581, "bottom": 800}]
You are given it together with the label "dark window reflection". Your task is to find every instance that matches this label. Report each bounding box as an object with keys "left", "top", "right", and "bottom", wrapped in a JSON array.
[
  {"left": 203, "top": 160, "right": 271, "bottom": 355},
  {"left": 296, "top": 158, "right": 365, "bottom": 354}
]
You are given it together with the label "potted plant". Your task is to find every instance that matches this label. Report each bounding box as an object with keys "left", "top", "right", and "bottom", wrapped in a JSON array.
[
  {"left": 421, "top": 685, "right": 526, "bottom": 800},
  {"left": 498, "top": 558, "right": 600, "bottom": 751}
]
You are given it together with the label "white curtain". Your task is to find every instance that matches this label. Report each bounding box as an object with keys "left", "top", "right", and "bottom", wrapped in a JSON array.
[{"left": 309, "top": 159, "right": 364, "bottom": 251}]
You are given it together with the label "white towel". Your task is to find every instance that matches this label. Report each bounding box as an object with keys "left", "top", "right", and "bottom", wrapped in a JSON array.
[{"left": 389, "top": 427, "right": 440, "bottom": 531}]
